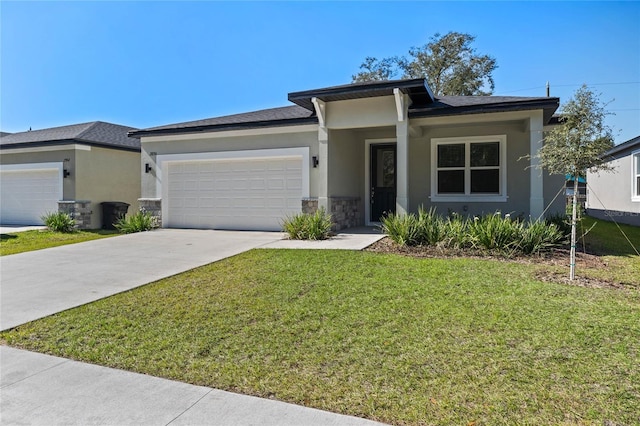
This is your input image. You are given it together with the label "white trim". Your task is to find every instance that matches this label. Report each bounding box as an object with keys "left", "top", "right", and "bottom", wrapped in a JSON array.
[
  {"left": 0, "top": 144, "right": 90, "bottom": 154},
  {"left": 393, "top": 88, "right": 405, "bottom": 122},
  {"left": 142, "top": 124, "right": 318, "bottom": 143},
  {"left": 0, "top": 162, "right": 64, "bottom": 201},
  {"left": 632, "top": 149, "right": 640, "bottom": 202},
  {"left": 365, "top": 138, "right": 397, "bottom": 226},
  {"left": 311, "top": 97, "right": 326, "bottom": 128},
  {"left": 430, "top": 135, "right": 508, "bottom": 203},
  {"left": 156, "top": 147, "right": 310, "bottom": 216}
]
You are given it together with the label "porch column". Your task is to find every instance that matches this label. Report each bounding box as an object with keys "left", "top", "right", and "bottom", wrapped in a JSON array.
[
  {"left": 317, "top": 126, "right": 329, "bottom": 212},
  {"left": 529, "top": 110, "right": 544, "bottom": 219},
  {"left": 395, "top": 90, "right": 409, "bottom": 216}
]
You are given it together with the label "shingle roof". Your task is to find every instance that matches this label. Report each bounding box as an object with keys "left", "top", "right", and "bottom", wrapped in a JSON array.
[
  {"left": 0, "top": 121, "right": 140, "bottom": 151},
  {"left": 410, "top": 95, "right": 560, "bottom": 123},
  {"left": 129, "top": 105, "right": 316, "bottom": 138},
  {"left": 605, "top": 135, "right": 640, "bottom": 156},
  {"left": 0, "top": 132, "right": 12, "bottom": 137},
  {"left": 130, "top": 80, "right": 561, "bottom": 138},
  {"left": 288, "top": 78, "right": 434, "bottom": 110}
]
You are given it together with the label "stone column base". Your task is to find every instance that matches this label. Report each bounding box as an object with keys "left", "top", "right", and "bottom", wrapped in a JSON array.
[
  {"left": 58, "top": 200, "right": 92, "bottom": 230},
  {"left": 301, "top": 197, "right": 362, "bottom": 231},
  {"left": 138, "top": 198, "right": 162, "bottom": 227}
]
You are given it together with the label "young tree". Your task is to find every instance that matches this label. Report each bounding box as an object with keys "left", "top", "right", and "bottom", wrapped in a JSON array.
[
  {"left": 536, "top": 85, "right": 614, "bottom": 280},
  {"left": 351, "top": 32, "right": 497, "bottom": 96}
]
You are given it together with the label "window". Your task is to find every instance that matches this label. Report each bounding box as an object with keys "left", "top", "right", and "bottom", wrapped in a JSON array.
[
  {"left": 633, "top": 151, "right": 640, "bottom": 201},
  {"left": 431, "top": 135, "right": 507, "bottom": 202}
]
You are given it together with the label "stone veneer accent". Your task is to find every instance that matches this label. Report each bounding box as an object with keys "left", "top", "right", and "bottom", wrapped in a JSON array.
[
  {"left": 302, "top": 197, "right": 362, "bottom": 231},
  {"left": 301, "top": 198, "right": 318, "bottom": 215},
  {"left": 138, "top": 198, "right": 162, "bottom": 227},
  {"left": 58, "top": 200, "right": 92, "bottom": 230}
]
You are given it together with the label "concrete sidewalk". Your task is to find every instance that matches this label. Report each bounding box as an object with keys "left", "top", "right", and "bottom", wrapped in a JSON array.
[{"left": 1, "top": 346, "right": 384, "bottom": 425}]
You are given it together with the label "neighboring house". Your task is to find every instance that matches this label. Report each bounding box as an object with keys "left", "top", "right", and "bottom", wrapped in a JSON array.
[
  {"left": 0, "top": 121, "right": 141, "bottom": 229},
  {"left": 586, "top": 135, "right": 640, "bottom": 226},
  {"left": 129, "top": 78, "right": 565, "bottom": 232}
]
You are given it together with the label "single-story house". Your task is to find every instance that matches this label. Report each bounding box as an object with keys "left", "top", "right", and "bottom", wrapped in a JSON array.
[
  {"left": 0, "top": 121, "right": 141, "bottom": 229},
  {"left": 586, "top": 135, "right": 640, "bottom": 226},
  {"left": 129, "top": 78, "right": 565, "bottom": 232}
]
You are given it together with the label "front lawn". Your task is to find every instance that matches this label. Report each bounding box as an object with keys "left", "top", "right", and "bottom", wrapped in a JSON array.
[
  {"left": 0, "top": 229, "right": 119, "bottom": 256},
  {"left": 2, "top": 249, "right": 638, "bottom": 425}
]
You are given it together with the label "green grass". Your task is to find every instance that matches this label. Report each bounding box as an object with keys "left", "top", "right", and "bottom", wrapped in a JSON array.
[
  {"left": 572, "top": 216, "right": 640, "bottom": 285},
  {"left": 2, "top": 249, "right": 638, "bottom": 425},
  {"left": 0, "top": 229, "right": 119, "bottom": 256}
]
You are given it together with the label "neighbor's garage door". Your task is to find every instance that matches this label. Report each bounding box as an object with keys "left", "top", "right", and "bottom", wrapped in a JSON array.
[
  {"left": 165, "top": 156, "right": 303, "bottom": 231},
  {"left": 0, "top": 166, "right": 62, "bottom": 225}
]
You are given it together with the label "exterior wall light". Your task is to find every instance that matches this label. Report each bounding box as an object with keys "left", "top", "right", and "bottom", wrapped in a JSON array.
[
  {"left": 63, "top": 169, "right": 71, "bottom": 178},
  {"left": 312, "top": 156, "right": 319, "bottom": 168},
  {"left": 145, "top": 163, "right": 152, "bottom": 173}
]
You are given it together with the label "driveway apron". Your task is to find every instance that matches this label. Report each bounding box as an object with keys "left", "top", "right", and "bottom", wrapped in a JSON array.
[{"left": 0, "top": 229, "right": 283, "bottom": 331}]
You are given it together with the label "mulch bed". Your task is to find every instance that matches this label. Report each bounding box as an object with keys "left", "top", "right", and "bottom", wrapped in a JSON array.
[{"left": 365, "top": 237, "right": 625, "bottom": 290}]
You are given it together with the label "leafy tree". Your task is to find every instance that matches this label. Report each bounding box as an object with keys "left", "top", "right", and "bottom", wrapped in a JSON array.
[
  {"left": 352, "top": 32, "right": 497, "bottom": 96},
  {"left": 536, "top": 85, "right": 614, "bottom": 280}
]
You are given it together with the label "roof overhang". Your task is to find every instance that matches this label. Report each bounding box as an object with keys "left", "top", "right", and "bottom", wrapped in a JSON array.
[
  {"left": 128, "top": 116, "right": 318, "bottom": 139},
  {"left": 0, "top": 139, "right": 141, "bottom": 153},
  {"left": 287, "top": 78, "right": 435, "bottom": 111},
  {"left": 409, "top": 98, "right": 560, "bottom": 124}
]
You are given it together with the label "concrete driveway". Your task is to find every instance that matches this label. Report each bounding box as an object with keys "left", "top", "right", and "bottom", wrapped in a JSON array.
[{"left": 0, "top": 229, "right": 283, "bottom": 331}]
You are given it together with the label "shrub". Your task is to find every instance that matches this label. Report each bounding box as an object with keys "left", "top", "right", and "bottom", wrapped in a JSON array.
[
  {"left": 443, "top": 214, "right": 471, "bottom": 249},
  {"left": 282, "top": 208, "right": 333, "bottom": 240},
  {"left": 380, "top": 212, "right": 420, "bottom": 246},
  {"left": 546, "top": 212, "right": 572, "bottom": 237},
  {"left": 468, "top": 212, "right": 521, "bottom": 253},
  {"left": 41, "top": 211, "right": 76, "bottom": 233},
  {"left": 115, "top": 210, "right": 158, "bottom": 234},
  {"left": 415, "top": 207, "right": 447, "bottom": 246},
  {"left": 518, "top": 220, "right": 565, "bottom": 255},
  {"left": 381, "top": 209, "right": 564, "bottom": 255}
]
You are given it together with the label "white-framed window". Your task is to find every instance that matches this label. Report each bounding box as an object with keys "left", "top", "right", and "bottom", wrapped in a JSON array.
[
  {"left": 633, "top": 150, "right": 640, "bottom": 202},
  {"left": 430, "top": 135, "right": 507, "bottom": 202}
]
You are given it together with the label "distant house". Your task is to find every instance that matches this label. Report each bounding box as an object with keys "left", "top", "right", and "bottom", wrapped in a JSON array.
[
  {"left": 0, "top": 122, "right": 141, "bottom": 229},
  {"left": 129, "top": 78, "right": 565, "bottom": 231},
  {"left": 586, "top": 135, "right": 640, "bottom": 226}
]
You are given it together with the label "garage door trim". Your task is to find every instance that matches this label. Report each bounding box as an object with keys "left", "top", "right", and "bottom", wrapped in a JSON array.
[
  {"left": 155, "top": 147, "right": 310, "bottom": 199},
  {"left": 0, "top": 162, "right": 64, "bottom": 225}
]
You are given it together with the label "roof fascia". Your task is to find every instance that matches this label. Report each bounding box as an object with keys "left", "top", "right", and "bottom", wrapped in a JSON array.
[
  {"left": 129, "top": 117, "right": 319, "bottom": 139},
  {"left": 288, "top": 79, "right": 434, "bottom": 111},
  {"left": 0, "top": 139, "right": 140, "bottom": 153},
  {"left": 409, "top": 99, "right": 560, "bottom": 124},
  {"left": 140, "top": 123, "right": 319, "bottom": 143}
]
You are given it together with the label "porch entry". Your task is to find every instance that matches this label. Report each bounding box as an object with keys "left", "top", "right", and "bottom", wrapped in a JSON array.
[{"left": 370, "top": 143, "right": 397, "bottom": 222}]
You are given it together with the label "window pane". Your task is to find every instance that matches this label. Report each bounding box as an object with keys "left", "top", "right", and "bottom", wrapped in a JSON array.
[
  {"left": 637, "top": 176, "right": 640, "bottom": 196},
  {"left": 438, "top": 144, "right": 465, "bottom": 168},
  {"left": 470, "top": 142, "right": 499, "bottom": 167},
  {"left": 471, "top": 169, "right": 499, "bottom": 193},
  {"left": 636, "top": 154, "right": 640, "bottom": 175},
  {"left": 438, "top": 170, "right": 465, "bottom": 193}
]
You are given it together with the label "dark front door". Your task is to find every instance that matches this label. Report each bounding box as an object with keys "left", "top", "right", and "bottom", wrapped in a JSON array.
[{"left": 370, "top": 144, "right": 396, "bottom": 222}]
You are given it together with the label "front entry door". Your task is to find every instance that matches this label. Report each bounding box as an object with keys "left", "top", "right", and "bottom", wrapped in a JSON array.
[{"left": 370, "top": 144, "right": 396, "bottom": 222}]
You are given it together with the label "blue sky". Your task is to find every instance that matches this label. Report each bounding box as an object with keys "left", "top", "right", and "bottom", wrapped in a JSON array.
[{"left": 1, "top": 1, "right": 638, "bottom": 144}]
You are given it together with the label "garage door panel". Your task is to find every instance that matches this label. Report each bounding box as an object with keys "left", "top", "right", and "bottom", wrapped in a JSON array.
[
  {"left": 165, "top": 156, "right": 303, "bottom": 231},
  {"left": 1, "top": 168, "right": 62, "bottom": 225}
]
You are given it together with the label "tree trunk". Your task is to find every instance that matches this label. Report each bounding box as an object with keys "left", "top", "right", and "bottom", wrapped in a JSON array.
[{"left": 570, "top": 178, "right": 579, "bottom": 281}]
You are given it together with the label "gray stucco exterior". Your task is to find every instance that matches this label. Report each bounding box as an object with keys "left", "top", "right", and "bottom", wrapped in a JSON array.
[
  {"left": 586, "top": 136, "right": 640, "bottom": 226},
  {"left": 133, "top": 79, "right": 565, "bottom": 231}
]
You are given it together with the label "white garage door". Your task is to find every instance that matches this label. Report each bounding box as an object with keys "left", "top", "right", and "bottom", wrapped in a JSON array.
[
  {"left": 165, "top": 156, "right": 303, "bottom": 231},
  {"left": 0, "top": 165, "right": 62, "bottom": 225}
]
